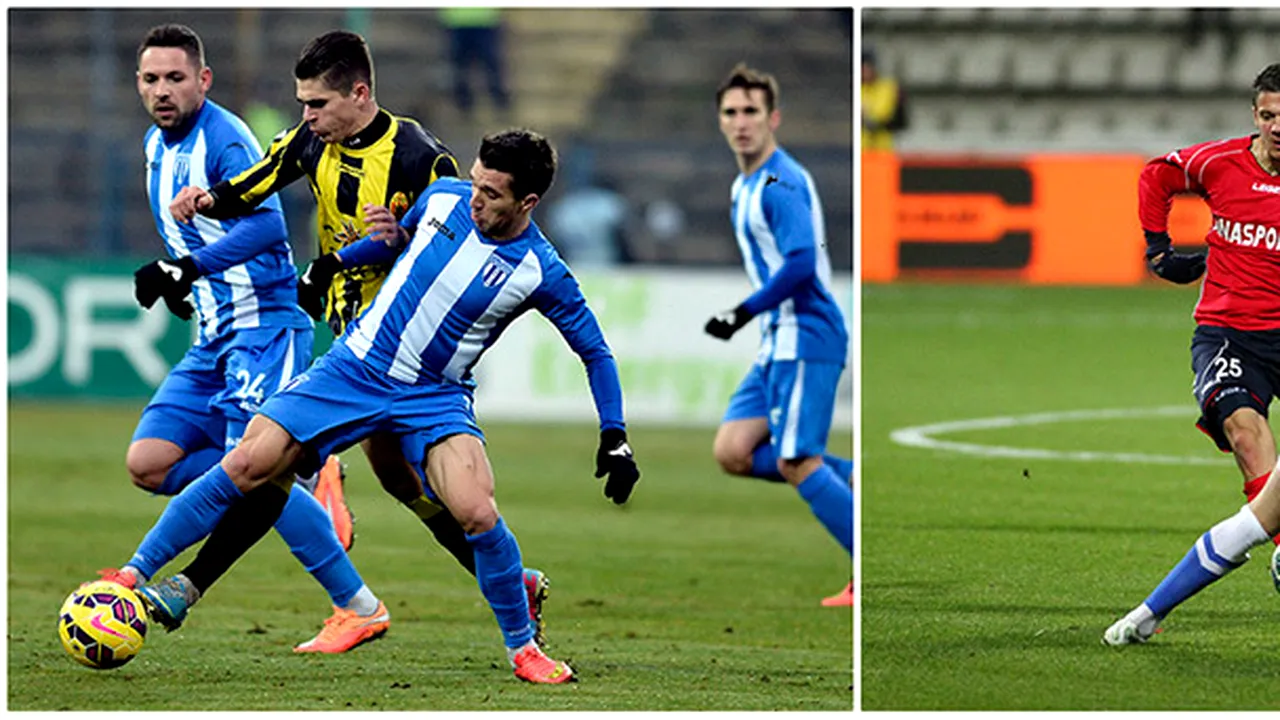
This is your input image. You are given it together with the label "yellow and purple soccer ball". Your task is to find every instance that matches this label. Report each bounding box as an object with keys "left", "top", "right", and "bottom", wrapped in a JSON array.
[{"left": 57, "top": 580, "right": 147, "bottom": 669}]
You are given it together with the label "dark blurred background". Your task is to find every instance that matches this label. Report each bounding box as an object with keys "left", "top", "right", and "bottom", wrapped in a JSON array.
[{"left": 8, "top": 8, "right": 852, "bottom": 269}]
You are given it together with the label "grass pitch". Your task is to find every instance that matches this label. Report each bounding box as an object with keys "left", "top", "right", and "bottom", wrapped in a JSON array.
[
  {"left": 8, "top": 404, "right": 851, "bottom": 711},
  {"left": 862, "top": 282, "right": 1280, "bottom": 711}
]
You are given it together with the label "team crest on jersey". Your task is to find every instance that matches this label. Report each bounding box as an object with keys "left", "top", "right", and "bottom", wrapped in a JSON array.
[
  {"left": 174, "top": 154, "right": 191, "bottom": 185},
  {"left": 481, "top": 256, "right": 515, "bottom": 287},
  {"left": 389, "top": 191, "right": 410, "bottom": 219}
]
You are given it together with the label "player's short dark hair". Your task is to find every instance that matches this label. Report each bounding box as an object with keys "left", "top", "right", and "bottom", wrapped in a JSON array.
[
  {"left": 478, "top": 129, "right": 557, "bottom": 200},
  {"left": 295, "top": 30, "right": 374, "bottom": 95},
  {"left": 137, "top": 24, "right": 204, "bottom": 69},
  {"left": 1253, "top": 64, "right": 1280, "bottom": 103},
  {"left": 715, "top": 62, "right": 780, "bottom": 112}
]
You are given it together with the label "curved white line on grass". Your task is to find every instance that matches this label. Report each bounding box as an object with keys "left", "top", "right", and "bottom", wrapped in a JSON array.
[{"left": 890, "top": 405, "right": 1231, "bottom": 465}]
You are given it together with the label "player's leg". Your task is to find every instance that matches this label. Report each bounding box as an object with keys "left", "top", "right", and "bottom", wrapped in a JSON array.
[
  {"left": 103, "top": 347, "right": 237, "bottom": 589},
  {"left": 137, "top": 346, "right": 385, "bottom": 633},
  {"left": 133, "top": 413, "right": 303, "bottom": 629},
  {"left": 715, "top": 365, "right": 852, "bottom": 482},
  {"left": 1104, "top": 472, "right": 1280, "bottom": 645},
  {"left": 204, "top": 328, "right": 386, "bottom": 651},
  {"left": 368, "top": 432, "right": 552, "bottom": 646},
  {"left": 364, "top": 433, "right": 477, "bottom": 573},
  {"left": 715, "top": 365, "right": 783, "bottom": 481},
  {"left": 1221, "top": 408, "right": 1276, "bottom": 494},
  {"left": 769, "top": 361, "right": 854, "bottom": 596},
  {"left": 1191, "top": 325, "right": 1278, "bottom": 500},
  {"left": 126, "top": 344, "right": 227, "bottom": 496},
  {"left": 423, "top": 432, "right": 572, "bottom": 684}
]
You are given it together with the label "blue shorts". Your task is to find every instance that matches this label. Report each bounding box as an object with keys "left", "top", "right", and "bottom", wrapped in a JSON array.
[
  {"left": 133, "top": 327, "right": 314, "bottom": 451},
  {"left": 259, "top": 342, "right": 483, "bottom": 495},
  {"left": 723, "top": 359, "right": 843, "bottom": 460}
]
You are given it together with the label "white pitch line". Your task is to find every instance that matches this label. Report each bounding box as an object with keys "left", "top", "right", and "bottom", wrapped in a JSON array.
[{"left": 889, "top": 405, "right": 1232, "bottom": 465}]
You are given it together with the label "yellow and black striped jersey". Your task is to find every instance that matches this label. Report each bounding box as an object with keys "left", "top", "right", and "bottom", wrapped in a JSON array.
[{"left": 204, "top": 108, "right": 458, "bottom": 335}]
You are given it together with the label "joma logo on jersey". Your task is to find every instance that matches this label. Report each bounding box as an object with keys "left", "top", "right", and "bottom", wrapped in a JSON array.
[
  {"left": 481, "top": 256, "right": 515, "bottom": 287},
  {"left": 1214, "top": 216, "right": 1280, "bottom": 250},
  {"left": 428, "top": 217, "right": 455, "bottom": 241},
  {"left": 1252, "top": 182, "right": 1280, "bottom": 195}
]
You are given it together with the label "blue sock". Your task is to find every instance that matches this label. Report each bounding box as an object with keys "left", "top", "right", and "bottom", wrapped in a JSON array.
[
  {"left": 796, "top": 465, "right": 853, "bottom": 554},
  {"left": 128, "top": 463, "right": 243, "bottom": 578},
  {"left": 273, "top": 484, "right": 363, "bottom": 607},
  {"left": 467, "top": 517, "right": 533, "bottom": 649},
  {"left": 750, "top": 443, "right": 786, "bottom": 482},
  {"left": 1144, "top": 531, "right": 1244, "bottom": 617},
  {"left": 156, "top": 447, "right": 225, "bottom": 496},
  {"left": 823, "top": 454, "right": 853, "bottom": 484}
]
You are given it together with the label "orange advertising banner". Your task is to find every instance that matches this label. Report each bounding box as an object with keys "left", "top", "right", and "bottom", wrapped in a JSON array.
[{"left": 861, "top": 152, "right": 1214, "bottom": 284}]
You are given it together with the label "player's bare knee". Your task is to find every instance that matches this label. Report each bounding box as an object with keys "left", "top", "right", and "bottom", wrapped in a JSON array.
[
  {"left": 712, "top": 437, "right": 752, "bottom": 476},
  {"left": 455, "top": 503, "right": 499, "bottom": 536},
  {"left": 220, "top": 445, "right": 278, "bottom": 492},
  {"left": 1223, "top": 410, "right": 1274, "bottom": 472},
  {"left": 125, "top": 443, "right": 170, "bottom": 491}
]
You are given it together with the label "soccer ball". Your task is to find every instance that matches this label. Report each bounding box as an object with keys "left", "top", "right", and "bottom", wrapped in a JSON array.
[{"left": 57, "top": 580, "right": 148, "bottom": 669}]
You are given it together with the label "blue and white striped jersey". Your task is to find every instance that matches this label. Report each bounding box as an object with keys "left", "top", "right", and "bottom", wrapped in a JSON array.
[
  {"left": 730, "top": 146, "right": 848, "bottom": 365},
  {"left": 144, "top": 99, "right": 309, "bottom": 345},
  {"left": 341, "top": 177, "right": 625, "bottom": 428}
]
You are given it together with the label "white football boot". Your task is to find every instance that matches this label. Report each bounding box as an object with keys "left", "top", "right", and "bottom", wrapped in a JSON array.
[{"left": 1102, "top": 604, "right": 1159, "bottom": 646}]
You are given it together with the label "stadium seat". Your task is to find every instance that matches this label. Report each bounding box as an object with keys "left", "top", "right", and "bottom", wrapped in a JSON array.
[
  {"left": 1116, "top": 35, "right": 1171, "bottom": 91},
  {"left": 1007, "top": 37, "right": 1066, "bottom": 90},
  {"left": 1173, "top": 34, "right": 1227, "bottom": 92},
  {"left": 1002, "top": 102, "right": 1057, "bottom": 143},
  {"left": 1145, "top": 8, "right": 1193, "bottom": 28},
  {"left": 1092, "top": 8, "right": 1143, "bottom": 26},
  {"left": 867, "top": 7, "right": 928, "bottom": 26},
  {"left": 896, "top": 34, "right": 960, "bottom": 88},
  {"left": 1226, "top": 32, "right": 1274, "bottom": 91},
  {"left": 955, "top": 33, "right": 1010, "bottom": 89},
  {"left": 927, "top": 7, "right": 984, "bottom": 26},
  {"left": 1063, "top": 39, "right": 1118, "bottom": 90}
]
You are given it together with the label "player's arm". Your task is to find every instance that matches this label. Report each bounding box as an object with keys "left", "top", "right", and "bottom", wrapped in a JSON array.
[
  {"left": 187, "top": 123, "right": 308, "bottom": 222},
  {"left": 533, "top": 261, "right": 639, "bottom": 505},
  {"left": 297, "top": 198, "right": 421, "bottom": 320},
  {"left": 1138, "top": 156, "right": 1207, "bottom": 284},
  {"left": 135, "top": 139, "right": 289, "bottom": 319},
  {"left": 705, "top": 179, "right": 817, "bottom": 340}
]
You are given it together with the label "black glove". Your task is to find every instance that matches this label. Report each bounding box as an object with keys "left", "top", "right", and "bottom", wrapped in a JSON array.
[
  {"left": 298, "top": 253, "right": 342, "bottom": 321},
  {"left": 594, "top": 428, "right": 640, "bottom": 505},
  {"left": 704, "top": 304, "right": 753, "bottom": 341},
  {"left": 1144, "top": 230, "right": 1206, "bottom": 285},
  {"left": 134, "top": 256, "right": 197, "bottom": 320}
]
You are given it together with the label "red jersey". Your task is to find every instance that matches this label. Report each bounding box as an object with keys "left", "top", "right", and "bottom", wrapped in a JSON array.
[{"left": 1139, "top": 134, "right": 1280, "bottom": 331}]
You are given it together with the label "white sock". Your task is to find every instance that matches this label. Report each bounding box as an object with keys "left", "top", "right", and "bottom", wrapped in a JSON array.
[
  {"left": 1209, "top": 505, "right": 1271, "bottom": 562},
  {"left": 342, "top": 585, "right": 380, "bottom": 616},
  {"left": 121, "top": 565, "right": 149, "bottom": 584},
  {"left": 1127, "top": 603, "right": 1159, "bottom": 635},
  {"left": 507, "top": 639, "right": 538, "bottom": 667}
]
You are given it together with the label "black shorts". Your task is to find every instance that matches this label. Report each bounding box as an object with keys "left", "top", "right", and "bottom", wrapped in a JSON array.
[{"left": 1190, "top": 324, "right": 1280, "bottom": 452}]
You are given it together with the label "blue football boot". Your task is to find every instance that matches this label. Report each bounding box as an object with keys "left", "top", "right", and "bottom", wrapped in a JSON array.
[{"left": 136, "top": 575, "right": 198, "bottom": 632}]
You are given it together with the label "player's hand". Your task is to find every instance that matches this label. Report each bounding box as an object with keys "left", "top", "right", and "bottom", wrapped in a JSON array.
[
  {"left": 704, "top": 305, "right": 753, "bottom": 340},
  {"left": 169, "top": 186, "right": 214, "bottom": 224},
  {"left": 363, "top": 204, "right": 407, "bottom": 247},
  {"left": 298, "top": 253, "right": 342, "bottom": 321},
  {"left": 134, "top": 257, "right": 197, "bottom": 320},
  {"left": 594, "top": 428, "right": 640, "bottom": 505},
  {"left": 1144, "top": 231, "right": 1206, "bottom": 284}
]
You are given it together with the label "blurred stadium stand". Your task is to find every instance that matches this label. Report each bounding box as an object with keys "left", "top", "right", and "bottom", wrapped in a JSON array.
[
  {"left": 9, "top": 8, "right": 851, "bottom": 268},
  {"left": 862, "top": 7, "right": 1280, "bottom": 155}
]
